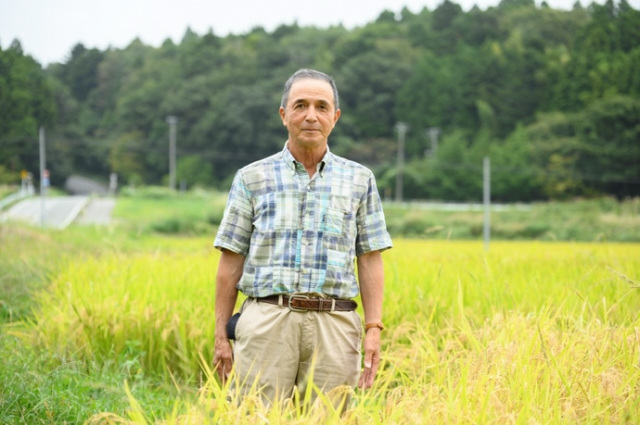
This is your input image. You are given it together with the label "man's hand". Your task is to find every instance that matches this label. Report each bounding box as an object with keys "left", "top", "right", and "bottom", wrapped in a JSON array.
[
  {"left": 214, "top": 336, "right": 234, "bottom": 384},
  {"left": 357, "top": 250, "right": 385, "bottom": 389},
  {"left": 358, "top": 328, "right": 381, "bottom": 389},
  {"left": 214, "top": 249, "right": 244, "bottom": 385}
]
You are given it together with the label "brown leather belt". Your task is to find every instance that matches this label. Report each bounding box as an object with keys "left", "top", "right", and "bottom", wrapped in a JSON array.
[{"left": 257, "top": 294, "right": 357, "bottom": 312}]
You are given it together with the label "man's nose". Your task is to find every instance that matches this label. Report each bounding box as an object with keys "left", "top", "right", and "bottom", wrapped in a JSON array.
[{"left": 305, "top": 106, "right": 318, "bottom": 121}]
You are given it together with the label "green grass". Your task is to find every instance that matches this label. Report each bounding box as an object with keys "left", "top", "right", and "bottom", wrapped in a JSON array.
[
  {"left": 112, "top": 186, "right": 227, "bottom": 236},
  {"left": 113, "top": 187, "right": 640, "bottom": 242},
  {"left": 0, "top": 334, "right": 183, "bottom": 424},
  {"left": 383, "top": 197, "right": 640, "bottom": 241},
  {"left": 0, "top": 185, "right": 18, "bottom": 200}
]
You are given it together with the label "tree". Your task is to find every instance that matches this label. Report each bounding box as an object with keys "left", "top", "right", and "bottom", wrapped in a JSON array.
[
  {"left": 176, "top": 155, "right": 214, "bottom": 188},
  {"left": 0, "top": 40, "right": 56, "bottom": 181},
  {"left": 108, "top": 131, "right": 147, "bottom": 185},
  {"left": 5, "top": 1, "right": 639, "bottom": 200},
  {"left": 575, "top": 96, "right": 640, "bottom": 198},
  {"left": 56, "top": 43, "right": 105, "bottom": 102},
  {"left": 339, "top": 38, "right": 418, "bottom": 140}
]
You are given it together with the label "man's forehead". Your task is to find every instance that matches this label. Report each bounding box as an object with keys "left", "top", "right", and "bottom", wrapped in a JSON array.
[{"left": 289, "top": 78, "right": 334, "bottom": 101}]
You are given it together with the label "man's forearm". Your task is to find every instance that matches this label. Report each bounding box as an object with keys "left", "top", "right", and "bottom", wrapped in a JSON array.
[
  {"left": 357, "top": 250, "right": 385, "bottom": 389},
  {"left": 215, "top": 282, "right": 238, "bottom": 338},
  {"left": 215, "top": 250, "right": 244, "bottom": 337},
  {"left": 357, "top": 250, "right": 384, "bottom": 323}
]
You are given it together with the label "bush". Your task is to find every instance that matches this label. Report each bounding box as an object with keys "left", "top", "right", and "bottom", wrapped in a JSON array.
[{"left": 147, "top": 217, "right": 211, "bottom": 235}]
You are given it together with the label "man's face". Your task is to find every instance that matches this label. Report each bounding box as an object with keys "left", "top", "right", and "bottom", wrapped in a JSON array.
[{"left": 279, "top": 78, "right": 341, "bottom": 150}]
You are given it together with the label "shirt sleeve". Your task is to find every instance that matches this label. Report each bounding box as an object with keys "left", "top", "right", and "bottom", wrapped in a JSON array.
[
  {"left": 355, "top": 171, "right": 393, "bottom": 256},
  {"left": 213, "top": 170, "right": 253, "bottom": 255}
]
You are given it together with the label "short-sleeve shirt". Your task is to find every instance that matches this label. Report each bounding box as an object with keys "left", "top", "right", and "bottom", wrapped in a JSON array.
[{"left": 214, "top": 144, "right": 392, "bottom": 299}]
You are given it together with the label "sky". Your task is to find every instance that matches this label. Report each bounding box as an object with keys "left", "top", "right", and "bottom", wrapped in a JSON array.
[{"left": 1, "top": 0, "right": 636, "bottom": 66}]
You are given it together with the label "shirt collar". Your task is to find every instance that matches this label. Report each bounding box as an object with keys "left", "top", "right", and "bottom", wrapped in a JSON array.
[{"left": 281, "top": 142, "right": 332, "bottom": 177}]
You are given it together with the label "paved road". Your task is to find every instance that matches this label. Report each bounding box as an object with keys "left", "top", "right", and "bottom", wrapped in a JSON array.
[
  {"left": 75, "top": 198, "right": 116, "bottom": 225},
  {"left": 1, "top": 196, "right": 115, "bottom": 229}
]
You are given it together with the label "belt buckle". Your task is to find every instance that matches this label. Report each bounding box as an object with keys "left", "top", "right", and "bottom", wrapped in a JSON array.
[{"left": 288, "top": 294, "right": 310, "bottom": 312}]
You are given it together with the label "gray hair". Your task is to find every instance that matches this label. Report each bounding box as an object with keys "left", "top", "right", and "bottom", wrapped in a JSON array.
[{"left": 280, "top": 68, "right": 340, "bottom": 110}]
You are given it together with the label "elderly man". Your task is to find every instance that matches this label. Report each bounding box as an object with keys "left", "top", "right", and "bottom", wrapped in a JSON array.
[{"left": 213, "top": 68, "right": 392, "bottom": 405}]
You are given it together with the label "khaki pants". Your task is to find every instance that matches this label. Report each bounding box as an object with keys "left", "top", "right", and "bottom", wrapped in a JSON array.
[{"left": 231, "top": 297, "right": 362, "bottom": 406}]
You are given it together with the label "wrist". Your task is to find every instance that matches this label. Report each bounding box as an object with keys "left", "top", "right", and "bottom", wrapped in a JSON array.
[{"left": 364, "top": 322, "right": 384, "bottom": 332}]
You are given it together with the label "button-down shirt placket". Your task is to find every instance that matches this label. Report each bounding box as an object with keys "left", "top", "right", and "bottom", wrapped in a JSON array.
[{"left": 293, "top": 160, "right": 320, "bottom": 293}]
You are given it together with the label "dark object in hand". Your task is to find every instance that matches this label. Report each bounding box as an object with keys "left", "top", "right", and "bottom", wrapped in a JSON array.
[{"left": 226, "top": 312, "right": 241, "bottom": 340}]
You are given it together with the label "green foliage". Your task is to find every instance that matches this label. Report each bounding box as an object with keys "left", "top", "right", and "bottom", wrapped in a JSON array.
[
  {"left": 383, "top": 197, "right": 640, "bottom": 241},
  {"left": 0, "top": 335, "right": 182, "bottom": 424},
  {"left": 113, "top": 186, "right": 226, "bottom": 235},
  {"left": 0, "top": 41, "right": 56, "bottom": 181},
  {"left": 2, "top": 1, "right": 640, "bottom": 201},
  {"left": 176, "top": 155, "right": 214, "bottom": 188},
  {"left": 55, "top": 43, "right": 105, "bottom": 102},
  {"left": 575, "top": 95, "right": 640, "bottom": 198}
]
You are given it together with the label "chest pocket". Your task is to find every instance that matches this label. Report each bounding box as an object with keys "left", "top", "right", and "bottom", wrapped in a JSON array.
[{"left": 322, "top": 207, "right": 349, "bottom": 235}]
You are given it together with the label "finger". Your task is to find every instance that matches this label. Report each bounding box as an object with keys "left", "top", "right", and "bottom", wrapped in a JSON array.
[
  {"left": 358, "top": 369, "right": 366, "bottom": 388},
  {"left": 358, "top": 366, "right": 374, "bottom": 389},
  {"left": 222, "top": 359, "right": 234, "bottom": 383},
  {"left": 221, "top": 365, "right": 228, "bottom": 384},
  {"left": 358, "top": 356, "right": 373, "bottom": 388},
  {"left": 214, "top": 357, "right": 228, "bottom": 382},
  {"left": 366, "top": 361, "right": 378, "bottom": 387},
  {"left": 360, "top": 351, "right": 381, "bottom": 389}
]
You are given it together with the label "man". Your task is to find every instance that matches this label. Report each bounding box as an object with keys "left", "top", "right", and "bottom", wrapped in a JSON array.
[{"left": 213, "top": 68, "right": 392, "bottom": 405}]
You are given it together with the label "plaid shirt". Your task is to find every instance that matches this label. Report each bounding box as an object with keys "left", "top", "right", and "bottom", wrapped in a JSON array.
[{"left": 214, "top": 144, "right": 392, "bottom": 299}]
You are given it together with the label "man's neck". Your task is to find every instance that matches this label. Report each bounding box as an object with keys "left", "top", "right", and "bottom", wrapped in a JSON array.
[{"left": 288, "top": 141, "right": 326, "bottom": 177}]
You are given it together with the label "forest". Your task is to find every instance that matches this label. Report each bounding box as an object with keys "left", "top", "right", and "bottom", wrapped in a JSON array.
[{"left": 1, "top": 0, "right": 639, "bottom": 202}]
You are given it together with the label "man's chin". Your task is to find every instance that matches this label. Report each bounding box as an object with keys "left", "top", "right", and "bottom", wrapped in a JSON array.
[{"left": 294, "top": 136, "right": 326, "bottom": 146}]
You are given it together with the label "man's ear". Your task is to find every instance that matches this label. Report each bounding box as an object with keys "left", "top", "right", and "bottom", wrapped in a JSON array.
[
  {"left": 334, "top": 109, "right": 341, "bottom": 124},
  {"left": 279, "top": 107, "right": 287, "bottom": 125}
]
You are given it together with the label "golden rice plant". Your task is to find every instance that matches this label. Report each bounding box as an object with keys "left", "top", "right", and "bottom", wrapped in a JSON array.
[
  {"left": 22, "top": 240, "right": 640, "bottom": 423},
  {"left": 26, "top": 250, "right": 221, "bottom": 380}
]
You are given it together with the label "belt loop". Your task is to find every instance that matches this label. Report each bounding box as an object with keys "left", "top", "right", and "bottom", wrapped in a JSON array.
[
  {"left": 278, "top": 295, "right": 283, "bottom": 307},
  {"left": 331, "top": 298, "right": 336, "bottom": 312}
]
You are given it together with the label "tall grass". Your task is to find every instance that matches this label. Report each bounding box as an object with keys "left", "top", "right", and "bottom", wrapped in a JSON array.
[
  {"left": 0, "top": 224, "right": 195, "bottom": 423},
  {"left": 16, "top": 240, "right": 640, "bottom": 423},
  {"left": 24, "top": 251, "right": 220, "bottom": 381}
]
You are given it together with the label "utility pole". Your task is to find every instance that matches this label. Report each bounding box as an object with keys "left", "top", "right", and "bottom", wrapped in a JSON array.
[
  {"left": 395, "top": 122, "right": 409, "bottom": 203},
  {"left": 426, "top": 127, "right": 440, "bottom": 157},
  {"left": 483, "top": 156, "right": 491, "bottom": 252},
  {"left": 39, "top": 126, "right": 47, "bottom": 227},
  {"left": 166, "top": 116, "right": 178, "bottom": 190}
]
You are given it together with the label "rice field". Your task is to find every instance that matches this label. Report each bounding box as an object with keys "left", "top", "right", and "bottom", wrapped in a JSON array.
[{"left": 10, "top": 238, "right": 640, "bottom": 424}]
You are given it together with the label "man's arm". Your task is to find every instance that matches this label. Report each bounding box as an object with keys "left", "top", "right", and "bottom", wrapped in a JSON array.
[
  {"left": 213, "top": 249, "right": 245, "bottom": 383},
  {"left": 356, "top": 249, "right": 385, "bottom": 389}
]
